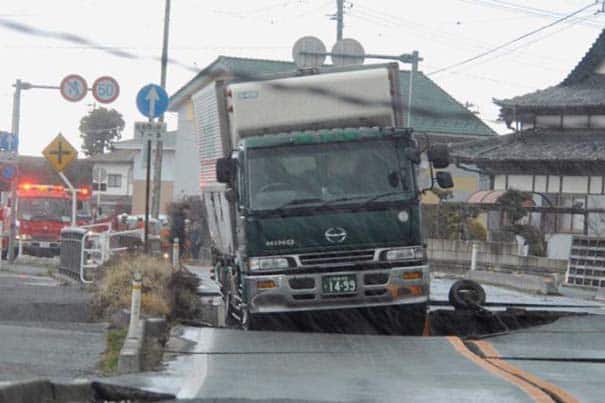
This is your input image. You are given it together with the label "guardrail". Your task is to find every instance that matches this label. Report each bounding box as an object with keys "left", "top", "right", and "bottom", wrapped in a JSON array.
[{"left": 60, "top": 227, "right": 144, "bottom": 283}]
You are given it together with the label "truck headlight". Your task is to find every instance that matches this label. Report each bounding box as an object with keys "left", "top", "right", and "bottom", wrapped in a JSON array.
[
  {"left": 249, "top": 256, "right": 290, "bottom": 271},
  {"left": 385, "top": 246, "right": 425, "bottom": 261}
]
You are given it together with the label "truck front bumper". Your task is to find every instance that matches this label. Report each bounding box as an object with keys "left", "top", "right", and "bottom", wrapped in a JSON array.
[
  {"left": 22, "top": 240, "right": 61, "bottom": 255},
  {"left": 244, "top": 265, "right": 429, "bottom": 314}
]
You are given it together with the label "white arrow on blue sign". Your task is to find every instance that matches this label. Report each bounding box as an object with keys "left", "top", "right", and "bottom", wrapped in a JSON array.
[
  {"left": 0, "top": 131, "right": 18, "bottom": 153},
  {"left": 136, "top": 84, "right": 169, "bottom": 118}
]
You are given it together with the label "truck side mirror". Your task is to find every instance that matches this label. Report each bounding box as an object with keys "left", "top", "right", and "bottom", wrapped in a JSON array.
[
  {"left": 404, "top": 147, "right": 421, "bottom": 164},
  {"left": 436, "top": 171, "right": 454, "bottom": 189},
  {"left": 428, "top": 144, "right": 450, "bottom": 169},
  {"left": 216, "top": 158, "right": 235, "bottom": 184}
]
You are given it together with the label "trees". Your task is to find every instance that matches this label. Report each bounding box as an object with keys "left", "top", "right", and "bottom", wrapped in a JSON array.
[{"left": 79, "top": 107, "right": 125, "bottom": 156}]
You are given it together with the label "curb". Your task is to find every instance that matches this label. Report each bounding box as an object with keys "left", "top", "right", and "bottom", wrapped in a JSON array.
[
  {"left": 116, "top": 317, "right": 168, "bottom": 374},
  {"left": 465, "top": 270, "right": 559, "bottom": 295},
  {"left": 117, "top": 319, "right": 145, "bottom": 374}
]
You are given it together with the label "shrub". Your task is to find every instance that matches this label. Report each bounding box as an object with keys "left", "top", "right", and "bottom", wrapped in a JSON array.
[{"left": 91, "top": 254, "right": 173, "bottom": 319}]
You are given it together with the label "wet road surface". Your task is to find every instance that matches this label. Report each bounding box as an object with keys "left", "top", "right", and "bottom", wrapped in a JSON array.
[
  {"left": 119, "top": 265, "right": 605, "bottom": 401},
  {"left": 0, "top": 267, "right": 105, "bottom": 381}
]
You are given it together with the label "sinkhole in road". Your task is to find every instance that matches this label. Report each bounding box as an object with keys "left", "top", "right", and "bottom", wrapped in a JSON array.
[{"left": 231, "top": 307, "right": 573, "bottom": 337}]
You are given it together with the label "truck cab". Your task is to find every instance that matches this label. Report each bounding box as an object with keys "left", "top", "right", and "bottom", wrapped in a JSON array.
[{"left": 215, "top": 127, "right": 452, "bottom": 331}]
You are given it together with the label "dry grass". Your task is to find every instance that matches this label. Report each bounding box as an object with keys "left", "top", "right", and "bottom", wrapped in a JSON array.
[{"left": 91, "top": 254, "right": 173, "bottom": 319}]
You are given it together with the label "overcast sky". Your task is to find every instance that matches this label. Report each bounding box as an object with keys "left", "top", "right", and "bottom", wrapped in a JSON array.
[{"left": 0, "top": 0, "right": 603, "bottom": 156}]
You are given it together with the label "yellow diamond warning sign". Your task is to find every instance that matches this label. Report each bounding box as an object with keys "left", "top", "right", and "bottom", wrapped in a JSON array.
[{"left": 42, "top": 134, "right": 77, "bottom": 172}]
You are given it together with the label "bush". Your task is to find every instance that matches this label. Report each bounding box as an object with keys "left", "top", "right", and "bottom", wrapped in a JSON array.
[
  {"left": 91, "top": 254, "right": 200, "bottom": 320},
  {"left": 468, "top": 220, "right": 487, "bottom": 241}
]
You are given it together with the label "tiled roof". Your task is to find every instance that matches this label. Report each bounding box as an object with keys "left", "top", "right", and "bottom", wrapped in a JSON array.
[
  {"left": 494, "top": 74, "right": 605, "bottom": 110},
  {"left": 496, "top": 29, "right": 605, "bottom": 110},
  {"left": 170, "top": 56, "right": 495, "bottom": 138},
  {"left": 452, "top": 128, "right": 605, "bottom": 162},
  {"left": 169, "top": 56, "right": 296, "bottom": 110},
  {"left": 400, "top": 71, "right": 494, "bottom": 136}
]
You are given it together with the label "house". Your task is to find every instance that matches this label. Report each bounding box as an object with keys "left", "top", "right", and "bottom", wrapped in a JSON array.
[
  {"left": 88, "top": 149, "right": 135, "bottom": 216},
  {"left": 453, "top": 28, "right": 605, "bottom": 259},
  {"left": 87, "top": 132, "right": 177, "bottom": 216},
  {"left": 168, "top": 55, "right": 496, "bottom": 204}
]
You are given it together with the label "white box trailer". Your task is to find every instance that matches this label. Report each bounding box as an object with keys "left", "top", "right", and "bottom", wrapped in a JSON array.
[{"left": 190, "top": 63, "right": 403, "bottom": 255}]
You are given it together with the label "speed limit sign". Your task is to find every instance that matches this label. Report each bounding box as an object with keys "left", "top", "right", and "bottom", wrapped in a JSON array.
[{"left": 92, "top": 76, "right": 120, "bottom": 104}]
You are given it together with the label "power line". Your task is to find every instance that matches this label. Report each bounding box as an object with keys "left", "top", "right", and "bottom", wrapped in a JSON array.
[
  {"left": 456, "top": 0, "right": 603, "bottom": 28},
  {"left": 454, "top": 11, "right": 594, "bottom": 71},
  {"left": 349, "top": 5, "right": 571, "bottom": 71},
  {"left": 353, "top": 2, "right": 581, "bottom": 67},
  {"left": 428, "top": 1, "right": 598, "bottom": 76}
]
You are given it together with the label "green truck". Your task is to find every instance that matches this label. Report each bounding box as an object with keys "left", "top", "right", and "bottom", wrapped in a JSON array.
[{"left": 192, "top": 63, "right": 452, "bottom": 332}]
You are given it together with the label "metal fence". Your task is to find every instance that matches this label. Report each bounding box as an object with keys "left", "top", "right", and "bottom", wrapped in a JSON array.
[{"left": 60, "top": 225, "right": 144, "bottom": 283}]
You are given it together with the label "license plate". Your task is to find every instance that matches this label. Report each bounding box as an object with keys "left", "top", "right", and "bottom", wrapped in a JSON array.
[
  {"left": 39, "top": 242, "right": 50, "bottom": 248},
  {"left": 322, "top": 275, "right": 357, "bottom": 294}
]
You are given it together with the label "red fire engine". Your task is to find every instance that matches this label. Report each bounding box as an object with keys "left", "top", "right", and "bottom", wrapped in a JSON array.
[{"left": 6, "top": 183, "right": 92, "bottom": 256}]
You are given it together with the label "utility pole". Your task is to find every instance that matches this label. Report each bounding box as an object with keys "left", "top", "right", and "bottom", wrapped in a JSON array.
[
  {"left": 407, "top": 50, "right": 419, "bottom": 128},
  {"left": 336, "top": 0, "right": 344, "bottom": 41},
  {"left": 7, "top": 80, "right": 21, "bottom": 261},
  {"left": 151, "top": 0, "right": 170, "bottom": 219}
]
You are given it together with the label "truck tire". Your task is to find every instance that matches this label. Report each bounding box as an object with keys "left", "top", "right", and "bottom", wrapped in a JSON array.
[
  {"left": 448, "top": 279, "right": 486, "bottom": 310},
  {"left": 240, "top": 308, "right": 263, "bottom": 331},
  {"left": 223, "top": 291, "right": 237, "bottom": 327}
]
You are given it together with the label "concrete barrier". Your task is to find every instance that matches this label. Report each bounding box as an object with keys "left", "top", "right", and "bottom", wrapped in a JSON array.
[
  {"left": 428, "top": 238, "right": 568, "bottom": 276},
  {"left": 466, "top": 270, "right": 559, "bottom": 295},
  {"left": 117, "top": 319, "right": 145, "bottom": 374}
]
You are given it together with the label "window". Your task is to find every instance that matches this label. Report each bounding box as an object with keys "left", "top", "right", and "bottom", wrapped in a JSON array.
[{"left": 107, "top": 174, "right": 122, "bottom": 188}]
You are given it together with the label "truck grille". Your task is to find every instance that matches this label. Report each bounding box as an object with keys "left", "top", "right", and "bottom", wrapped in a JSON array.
[{"left": 299, "top": 249, "right": 375, "bottom": 267}]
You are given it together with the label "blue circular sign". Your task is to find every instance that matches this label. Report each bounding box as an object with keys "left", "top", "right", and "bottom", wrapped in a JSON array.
[
  {"left": 2, "top": 165, "right": 16, "bottom": 180},
  {"left": 136, "top": 84, "right": 169, "bottom": 118}
]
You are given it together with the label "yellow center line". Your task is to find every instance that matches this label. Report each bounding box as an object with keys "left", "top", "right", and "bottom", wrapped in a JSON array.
[
  {"left": 447, "top": 336, "right": 554, "bottom": 403},
  {"left": 473, "top": 340, "right": 579, "bottom": 403}
]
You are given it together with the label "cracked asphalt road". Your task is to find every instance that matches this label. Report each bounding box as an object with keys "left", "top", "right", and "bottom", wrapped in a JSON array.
[{"left": 0, "top": 265, "right": 106, "bottom": 382}]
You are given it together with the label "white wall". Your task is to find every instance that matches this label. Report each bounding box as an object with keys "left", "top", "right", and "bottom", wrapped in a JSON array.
[
  {"left": 132, "top": 148, "right": 175, "bottom": 182},
  {"left": 546, "top": 234, "right": 573, "bottom": 260},
  {"left": 507, "top": 175, "right": 533, "bottom": 191},
  {"left": 562, "top": 176, "right": 588, "bottom": 194},
  {"left": 92, "top": 162, "right": 131, "bottom": 197}
]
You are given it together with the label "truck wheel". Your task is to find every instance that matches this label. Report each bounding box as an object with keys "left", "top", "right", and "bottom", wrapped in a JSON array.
[
  {"left": 223, "top": 292, "right": 238, "bottom": 327},
  {"left": 241, "top": 308, "right": 263, "bottom": 331}
]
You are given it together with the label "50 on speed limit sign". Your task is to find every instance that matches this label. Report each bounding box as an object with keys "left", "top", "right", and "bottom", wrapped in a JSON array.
[{"left": 92, "top": 76, "right": 120, "bottom": 104}]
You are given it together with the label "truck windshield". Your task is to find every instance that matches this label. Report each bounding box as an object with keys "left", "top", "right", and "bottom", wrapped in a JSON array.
[
  {"left": 247, "top": 140, "right": 414, "bottom": 211},
  {"left": 18, "top": 198, "right": 71, "bottom": 222}
]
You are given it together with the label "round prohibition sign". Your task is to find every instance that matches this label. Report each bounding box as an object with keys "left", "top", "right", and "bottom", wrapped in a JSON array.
[
  {"left": 60, "top": 74, "right": 88, "bottom": 102},
  {"left": 92, "top": 76, "right": 120, "bottom": 104}
]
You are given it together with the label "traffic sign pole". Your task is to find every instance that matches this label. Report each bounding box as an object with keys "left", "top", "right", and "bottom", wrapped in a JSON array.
[
  {"left": 7, "top": 80, "right": 21, "bottom": 261},
  {"left": 144, "top": 137, "right": 152, "bottom": 254}
]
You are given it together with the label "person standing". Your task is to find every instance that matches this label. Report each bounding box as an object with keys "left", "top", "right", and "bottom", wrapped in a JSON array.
[
  {"left": 170, "top": 205, "right": 189, "bottom": 257},
  {"left": 189, "top": 221, "right": 202, "bottom": 260}
]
